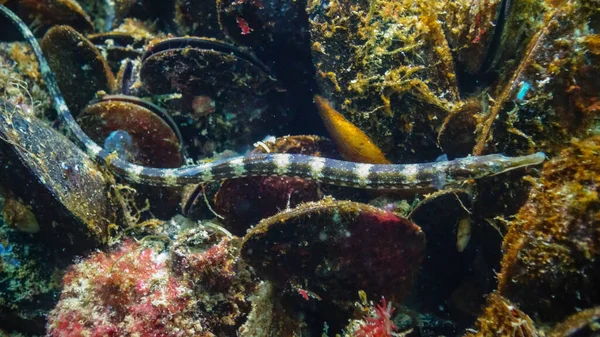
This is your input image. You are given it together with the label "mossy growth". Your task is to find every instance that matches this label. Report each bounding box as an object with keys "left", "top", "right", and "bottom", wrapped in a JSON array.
[
  {"left": 498, "top": 136, "right": 600, "bottom": 322},
  {"left": 464, "top": 293, "right": 537, "bottom": 337}
]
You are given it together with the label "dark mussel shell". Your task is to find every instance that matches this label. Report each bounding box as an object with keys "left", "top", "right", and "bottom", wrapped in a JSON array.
[
  {"left": 141, "top": 37, "right": 274, "bottom": 94},
  {"left": 216, "top": 0, "right": 314, "bottom": 86},
  {"left": 211, "top": 135, "right": 335, "bottom": 235},
  {"left": 78, "top": 95, "right": 184, "bottom": 218},
  {"left": 242, "top": 199, "right": 425, "bottom": 303},
  {"left": 88, "top": 31, "right": 149, "bottom": 73},
  {"left": 41, "top": 25, "right": 116, "bottom": 117},
  {"left": 114, "top": 58, "right": 137, "bottom": 96},
  {"left": 217, "top": 0, "right": 320, "bottom": 135},
  {"left": 0, "top": 101, "right": 118, "bottom": 248},
  {"left": 440, "top": 0, "right": 507, "bottom": 75},
  {"left": 437, "top": 99, "right": 480, "bottom": 159},
  {"left": 440, "top": 0, "right": 548, "bottom": 76},
  {"left": 78, "top": 95, "right": 184, "bottom": 168},
  {"left": 140, "top": 37, "right": 285, "bottom": 157}
]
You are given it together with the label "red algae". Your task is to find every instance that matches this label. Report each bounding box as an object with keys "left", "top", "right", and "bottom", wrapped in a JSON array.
[
  {"left": 354, "top": 297, "right": 399, "bottom": 337},
  {"left": 47, "top": 240, "right": 200, "bottom": 337},
  {"left": 47, "top": 234, "right": 255, "bottom": 337}
]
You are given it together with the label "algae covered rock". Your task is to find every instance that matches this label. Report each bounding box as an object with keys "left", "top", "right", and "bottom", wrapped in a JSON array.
[
  {"left": 308, "top": 0, "right": 459, "bottom": 162},
  {"left": 47, "top": 229, "right": 256, "bottom": 337},
  {"left": 464, "top": 293, "right": 538, "bottom": 337},
  {"left": 498, "top": 136, "right": 600, "bottom": 322}
]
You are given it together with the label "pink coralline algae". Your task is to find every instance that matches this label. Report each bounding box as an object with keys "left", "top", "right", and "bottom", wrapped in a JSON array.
[
  {"left": 46, "top": 240, "right": 200, "bottom": 337},
  {"left": 46, "top": 234, "right": 253, "bottom": 337}
]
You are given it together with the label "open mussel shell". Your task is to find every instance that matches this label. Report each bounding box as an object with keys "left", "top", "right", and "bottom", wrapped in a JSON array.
[
  {"left": 78, "top": 95, "right": 184, "bottom": 218},
  {"left": 217, "top": 0, "right": 323, "bottom": 137},
  {"left": 88, "top": 32, "right": 148, "bottom": 73},
  {"left": 78, "top": 95, "right": 184, "bottom": 168},
  {"left": 242, "top": 199, "right": 425, "bottom": 304},
  {"left": 114, "top": 58, "right": 138, "bottom": 96},
  {"left": 0, "top": 101, "right": 118, "bottom": 248},
  {"left": 441, "top": 0, "right": 548, "bottom": 75},
  {"left": 140, "top": 37, "right": 286, "bottom": 157},
  {"left": 216, "top": 0, "right": 313, "bottom": 81},
  {"left": 441, "top": 0, "right": 504, "bottom": 75},
  {"left": 41, "top": 25, "right": 116, "bottom": 118},
  {"left": 141, "top": 37, "right": 274, "bottom": 95}
]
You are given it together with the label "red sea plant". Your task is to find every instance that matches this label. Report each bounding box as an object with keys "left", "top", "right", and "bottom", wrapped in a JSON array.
[{"left": 355, "top": 297, "right": 399, "bottom": 337}]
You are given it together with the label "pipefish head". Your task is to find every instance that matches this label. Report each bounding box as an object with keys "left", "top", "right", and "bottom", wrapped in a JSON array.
[{"left": 456, "top": 152, "right": 546, "bottom": 179}]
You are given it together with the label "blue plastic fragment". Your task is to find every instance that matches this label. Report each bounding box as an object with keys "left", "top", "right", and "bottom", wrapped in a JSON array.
[{"left": 516, "top": 81, "right": 531, "bottom": 101}]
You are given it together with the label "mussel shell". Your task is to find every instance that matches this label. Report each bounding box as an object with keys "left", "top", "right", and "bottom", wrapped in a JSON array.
[
  {"left": 482, "top": 3, "right": 599, "bottom": 156},
  {"left": 140, "top": 37, "right": 286, "bottom": 157},
  {"left": 442, "top": 0, "right": 549, "bottom": 76},
  {"left": 78, "top": 96, "right": 184, "bottom": 168},
  {"left": 211, "top": 135, "right": 339, "bottom": 235},
  {"left": 216, "top": 0, "right": 320, "bottom": 129},
  {"left": 88, "top": 32, "right": 148, "bottom": 73},
  {"left": 242, "top": 199, "right": 425, "bottom": 303},
  {"left": 41, "top": 25, "right": 116, "bottom": 117},
  {"left": 140, "top": 37, "right": 275, "bottom": 95},
  {"left": 114, "top": 58, "right": 137, "bottom": 95},
  {"left": 0, "top": 0, "right": 93, "bottom": 37},
  {"left": 216, "top": 0, "right": 312, "bottom": 78},
  {"left": 110, "top": 0, "right": 171, "bottom": 28},
  {"left": 0, "top": 102, "right": 117, "bottom": 247},
  {"left": 308, "top": 0, "right": 459, "bottom": 162},
  {"left": 441, "top": 0, "right": 505, "bottom": 74},
  {"left": 464, "top": 294, "right": 537, "bottom": 337},
  {"left": 78, "top": 96, "right": 184, "bottom": 218},
  {"left": 437, "top": 99, "right": 480, "bottom": 158}
]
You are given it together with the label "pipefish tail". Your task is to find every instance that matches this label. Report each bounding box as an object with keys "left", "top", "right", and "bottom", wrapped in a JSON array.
[{"left": 0, "top": 5, "right": 545, "bottom": 189}]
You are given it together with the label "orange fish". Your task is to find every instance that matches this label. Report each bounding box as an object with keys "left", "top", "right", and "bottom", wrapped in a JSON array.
[{"left": 314, "top": 95, "right": 390, "bottom": 164}]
